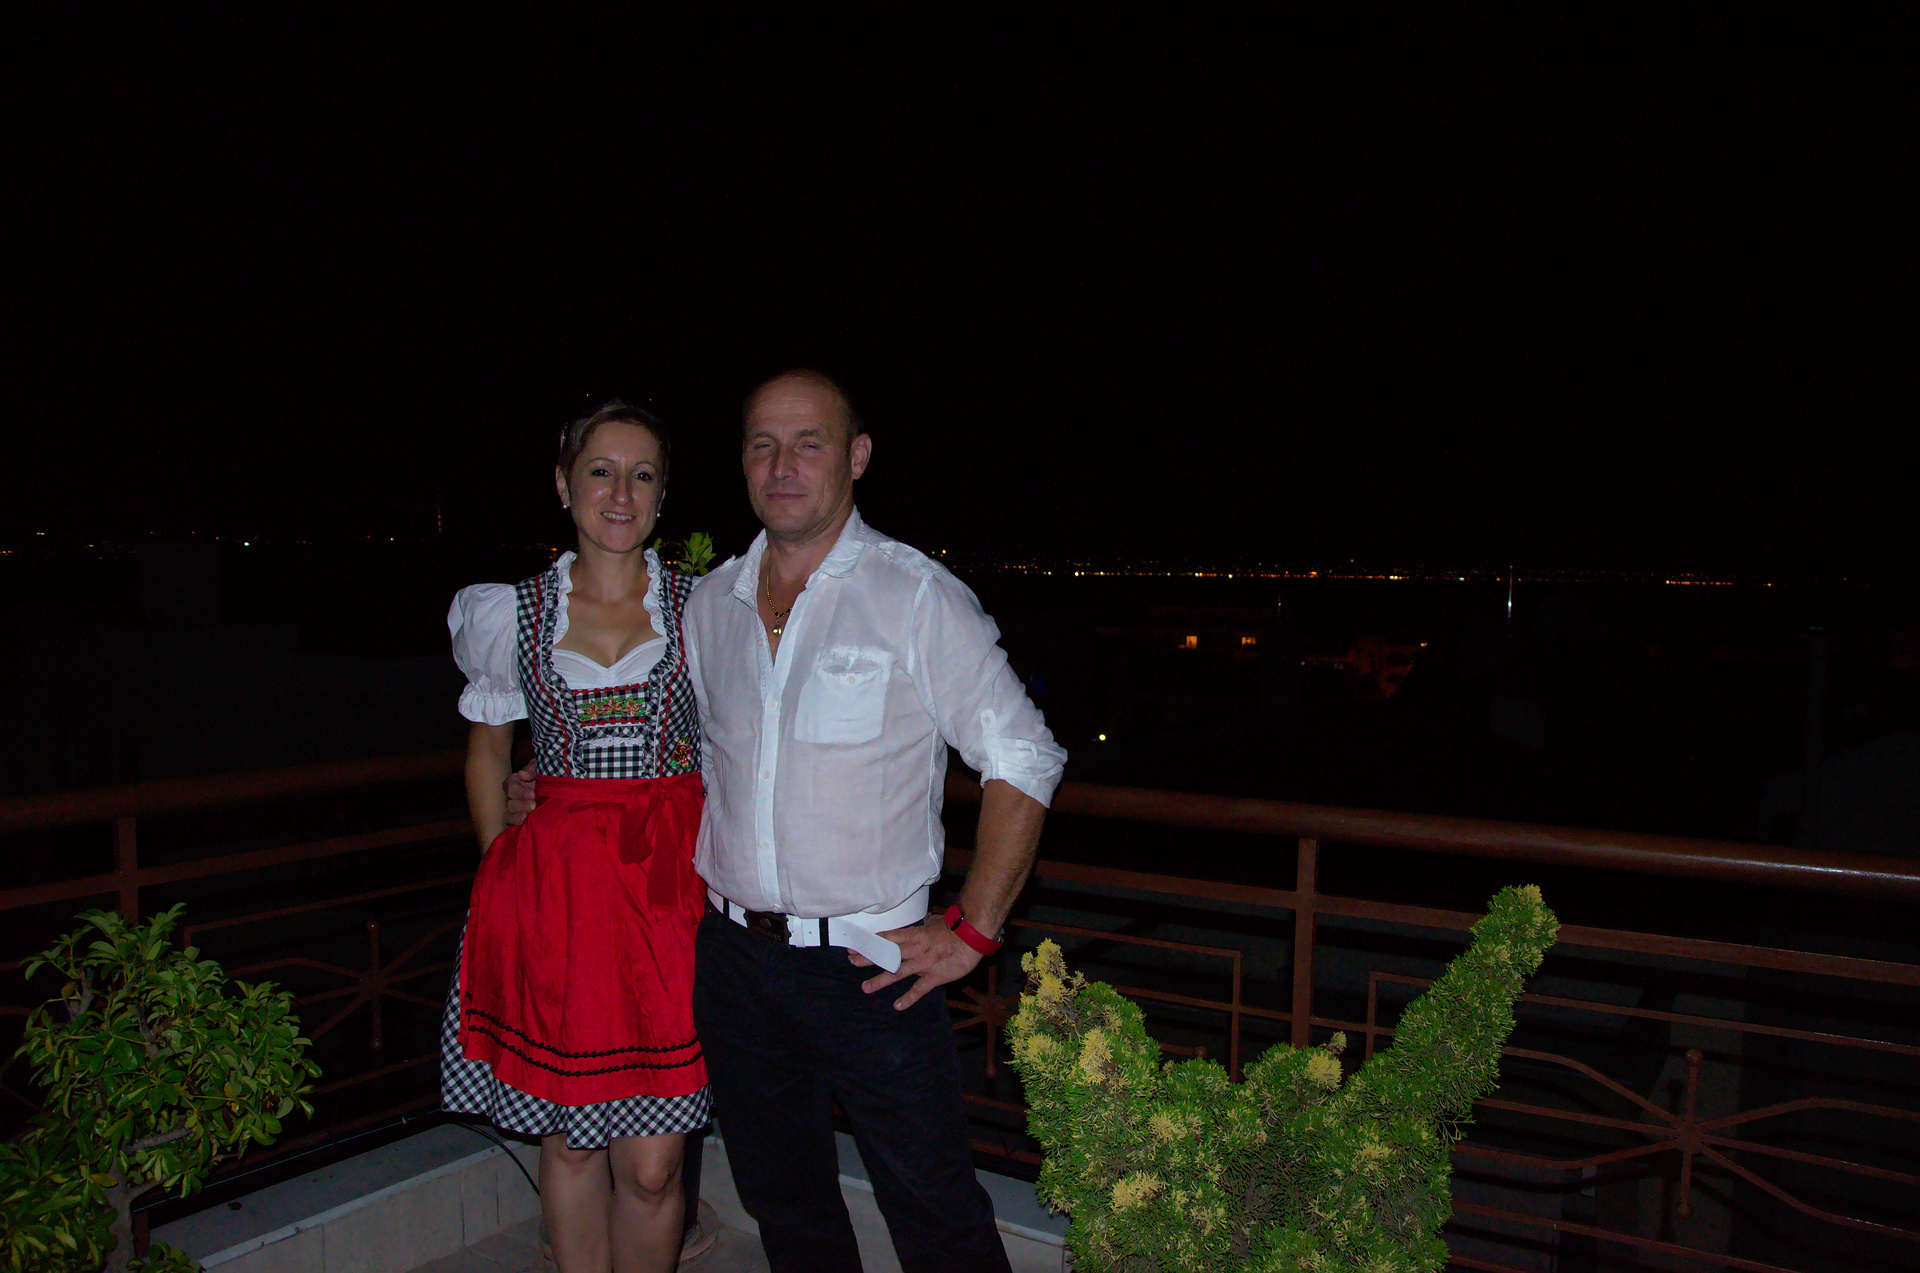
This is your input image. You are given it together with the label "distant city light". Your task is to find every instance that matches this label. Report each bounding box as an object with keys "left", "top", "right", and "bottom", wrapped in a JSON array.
[{"left": 1097, "top": 734, "right": 1107, "bottom": 741}]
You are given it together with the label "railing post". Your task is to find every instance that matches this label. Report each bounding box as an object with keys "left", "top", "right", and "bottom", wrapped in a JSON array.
[
  {"left": 367, "top": 921, "right": 384, "bottom": 1052},
  {"left": 1229, "top": 952, "right": 1243, "bottom": 1081},
  {"left": 983, "top": 964, "right": 998, "bottom": 1081},
  {"left": 1365, "top": 971, "right": 1379, "bottom": 1062},
  {"left": 1291, "top": 837, "right": 1317, "bottom": 1048},
  {"left": 114, "top": 817, "right": 139, "bottom": 924},
  {"left": 1676, "top": 1047, "right": 1703, "bottom": 1219}
]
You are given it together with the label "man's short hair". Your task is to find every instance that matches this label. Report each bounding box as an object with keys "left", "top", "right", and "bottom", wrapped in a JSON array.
[{"left": 743, "top": 370, "right": 864, "bottom": 442}]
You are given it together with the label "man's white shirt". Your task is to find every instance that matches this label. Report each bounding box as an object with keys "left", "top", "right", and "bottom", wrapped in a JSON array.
[{"left": 682, "top": 509, "right": 1066, "bottom": 918}]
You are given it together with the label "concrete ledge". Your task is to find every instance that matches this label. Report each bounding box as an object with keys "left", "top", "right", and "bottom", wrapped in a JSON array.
[
  {"left": 154, "top": 1125, "right": 540, "bottom": 1273},
  {"left": 157, "top": 1122, "right": 1064, "bottom": 1273}
]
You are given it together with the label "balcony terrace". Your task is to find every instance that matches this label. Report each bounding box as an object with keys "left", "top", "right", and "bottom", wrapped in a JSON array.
[{"left": 3, "top": 752, "right": 1917, "bottom": 1272}]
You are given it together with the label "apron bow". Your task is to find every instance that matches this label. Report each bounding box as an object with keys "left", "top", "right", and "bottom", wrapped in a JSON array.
[{"left": 552, "top": 775, "right": 702, "bottom": 910}]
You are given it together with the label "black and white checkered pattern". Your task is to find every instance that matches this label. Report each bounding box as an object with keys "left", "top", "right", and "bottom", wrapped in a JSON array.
[
  {"left": 441, "top": 931, "right": 711, "bottom": 1148},
  {"left": 439, "top": 563, "right": 711, "bottom": 1148},
  {"left": 515, "top": 565, "right": 703, "bottom": 780}
]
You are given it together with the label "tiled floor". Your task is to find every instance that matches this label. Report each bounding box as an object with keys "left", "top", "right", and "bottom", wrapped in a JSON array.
[{"left": 409, "top": 1212, "right": 770, "bottom": 1273}]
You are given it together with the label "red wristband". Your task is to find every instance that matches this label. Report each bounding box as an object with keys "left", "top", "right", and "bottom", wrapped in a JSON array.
[{"left": 944, "top": 904, "right": 1004, "bottom": 955}]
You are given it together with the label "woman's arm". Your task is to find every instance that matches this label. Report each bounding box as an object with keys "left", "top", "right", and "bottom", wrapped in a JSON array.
[{"left": 465, "top": 722, "right": 516, "bottom": 853}]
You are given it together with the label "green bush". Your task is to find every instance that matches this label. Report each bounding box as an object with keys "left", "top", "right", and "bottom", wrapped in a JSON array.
[
  {"left": 0, "top": 1121, "right": 112, "bottom": 1269},
  {"left": 1008, "top": 884, "right": 1559, "bottom": 1272},
  {"left": 2, "top": 906, "right": 320, "bottom": 1273}
]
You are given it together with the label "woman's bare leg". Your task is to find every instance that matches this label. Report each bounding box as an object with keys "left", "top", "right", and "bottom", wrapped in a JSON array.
[
  {"left": 608, "top": 1133, "right": 685, "bottom": 1273},
  {"left": 541, "top": 1136, "right": 612, "bottom": 1273}
]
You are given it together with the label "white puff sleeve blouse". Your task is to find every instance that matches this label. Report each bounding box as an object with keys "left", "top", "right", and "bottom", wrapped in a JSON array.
[
  {"left": 449, "top": 551, "right": 671, "bottom": 726},
  {"left": 450, "top": 584, "right": 526, "bottom": 725}
]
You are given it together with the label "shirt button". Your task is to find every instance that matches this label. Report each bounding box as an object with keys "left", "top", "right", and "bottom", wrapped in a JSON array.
[
  {"left": 845, "top": 675, "right": 856, "bottom": 684},
  {"left": 760, "top": 770, "right": 771, "bottom": 780}
]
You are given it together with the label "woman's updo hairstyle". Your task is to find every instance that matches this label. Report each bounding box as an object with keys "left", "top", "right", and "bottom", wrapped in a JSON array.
[{"left": 557, "top": 400, "right": 672, "bottom": 484}]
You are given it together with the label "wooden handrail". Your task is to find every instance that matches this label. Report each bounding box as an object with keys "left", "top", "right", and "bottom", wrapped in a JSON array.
[
  {"left": 0, "top": 750, "right": 465, "bottom": 834},
  {"left": 0, "top": 749, "right": 1913, "bottom": 900},
  {"left": 942, "top": 772, "right": 1920, "bottom": 900}
]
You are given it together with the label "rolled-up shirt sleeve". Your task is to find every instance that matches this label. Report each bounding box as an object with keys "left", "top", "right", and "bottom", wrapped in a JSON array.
[
  {"left": 911, "top": 569, "right": 1067, "bottom": 807},
  {"left": 449, "top": 584, "right": 527, "bottom": 725}
]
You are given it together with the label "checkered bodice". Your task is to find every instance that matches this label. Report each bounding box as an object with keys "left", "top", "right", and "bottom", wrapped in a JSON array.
[{"left": 513, "top": 564, "right": 702, "bottom": 780}]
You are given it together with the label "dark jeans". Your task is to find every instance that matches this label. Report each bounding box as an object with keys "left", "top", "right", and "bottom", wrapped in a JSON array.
[{"left": 693, "top": 907, "right": 1010, "bottom": 1273}]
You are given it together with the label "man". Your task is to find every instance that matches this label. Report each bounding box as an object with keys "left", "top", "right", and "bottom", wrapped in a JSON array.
[{"left": 683, "top": 370, "right": 1065, "bottom": 1272}]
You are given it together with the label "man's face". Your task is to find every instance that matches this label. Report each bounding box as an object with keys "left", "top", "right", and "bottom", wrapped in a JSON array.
[{"left": 743, "top": 377, "right": 872, "bottom": 543}]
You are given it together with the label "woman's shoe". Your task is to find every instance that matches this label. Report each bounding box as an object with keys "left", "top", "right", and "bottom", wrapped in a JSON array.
[{"left": 678, "top": 1199, "right": 721, "bottom": 1265}]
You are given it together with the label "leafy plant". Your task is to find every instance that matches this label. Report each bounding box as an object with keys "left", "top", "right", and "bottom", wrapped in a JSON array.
[
  {"left": 0, "top": 1122, "right": 112, "bottom": 1270},
  {"left": 1009, "top": 885, "right": 1558, "bottom": 1272},
  {"left": 3, "top": 906, "right": 320, "bottom": 1272},
  {"left": 126, "top": 1247, "right": 200, "bottom": 1272},
  {"left": 653, "top": 530, "right": 716, "bottom": 576}
]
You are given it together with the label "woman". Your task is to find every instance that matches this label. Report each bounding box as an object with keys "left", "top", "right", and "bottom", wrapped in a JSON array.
[{"left": 440, "top": 400, "right": 708, "bottom": 1273}]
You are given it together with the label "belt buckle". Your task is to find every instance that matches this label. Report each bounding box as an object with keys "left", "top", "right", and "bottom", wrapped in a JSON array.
[{"left": 744, "top": 910, "right": 790, "bottom": 942}]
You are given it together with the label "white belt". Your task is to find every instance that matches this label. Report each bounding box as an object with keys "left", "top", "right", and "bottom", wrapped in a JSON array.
[{"left": 707, "top": 886, "right": 930, "bottom": 975}]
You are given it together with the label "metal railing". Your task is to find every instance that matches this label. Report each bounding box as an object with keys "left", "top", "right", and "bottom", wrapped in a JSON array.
[
  {"left": 0, "top": 750, "right": 476, "bottom": 1245},
  {"left": 3, "top": 752, "right": 1917, "bottom": 1271},
  {"left": 941, "top": 779, "right": 1920, "bottom": 1272}
]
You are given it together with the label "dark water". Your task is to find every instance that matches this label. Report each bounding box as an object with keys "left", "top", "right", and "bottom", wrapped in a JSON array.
[
  {"left": 965, "top": 569, "right": 1919, "bottom": 849},
  {"left": 5, "top": 538, "right": 1916, "bottom": 850}
]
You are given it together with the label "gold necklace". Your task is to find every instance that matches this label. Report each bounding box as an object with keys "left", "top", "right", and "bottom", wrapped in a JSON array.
[{"left": 763, "top": 563, "right": 794, "bottom": 637}]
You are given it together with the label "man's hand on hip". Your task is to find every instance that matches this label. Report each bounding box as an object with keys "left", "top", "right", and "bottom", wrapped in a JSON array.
[
  {"left": 502, "top": 764, "right": 537, "bottom": 826},
  {"left": 851, "top": 916, "right": 983, "bottom": 1010},
  {"left": 848, "top": 780, "right": 1044, "bottom": 1009}
]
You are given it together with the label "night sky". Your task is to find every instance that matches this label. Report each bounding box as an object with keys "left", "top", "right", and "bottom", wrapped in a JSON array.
[{"left": 5, "top": 8, "right": 1913, "bottom": 574}]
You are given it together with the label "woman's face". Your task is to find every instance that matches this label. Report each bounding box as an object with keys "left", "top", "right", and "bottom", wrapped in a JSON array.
[{"left": 556, "top": 421, "right": 665, "bottom": 556}]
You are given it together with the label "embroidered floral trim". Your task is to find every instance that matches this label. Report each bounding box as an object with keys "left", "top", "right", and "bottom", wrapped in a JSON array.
[
  {"left": 577, "top": 689, "right": 649, "bottom": 726},
  {"left": 516, "top": 565, "right": 699, "bottom": 780}
]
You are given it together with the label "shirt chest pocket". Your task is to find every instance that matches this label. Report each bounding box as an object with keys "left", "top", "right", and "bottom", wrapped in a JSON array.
[{"left": 794, "top": 645, "right": 894, "bottom": 745}]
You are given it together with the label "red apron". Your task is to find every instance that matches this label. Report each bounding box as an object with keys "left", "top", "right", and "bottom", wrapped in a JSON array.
[{"left": 459, "top": 772, "right": 707, "bottom": 1105}]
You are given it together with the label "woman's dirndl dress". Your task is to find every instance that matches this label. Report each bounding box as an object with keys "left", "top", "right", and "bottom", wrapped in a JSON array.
[{"left": 440, "top": 549, "right": 711, "bottom": 1148}]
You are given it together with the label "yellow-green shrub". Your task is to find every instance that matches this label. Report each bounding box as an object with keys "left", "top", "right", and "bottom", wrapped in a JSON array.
[{"left": 1009, "top": 885, "right": 1558, "bottom": 1272}]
